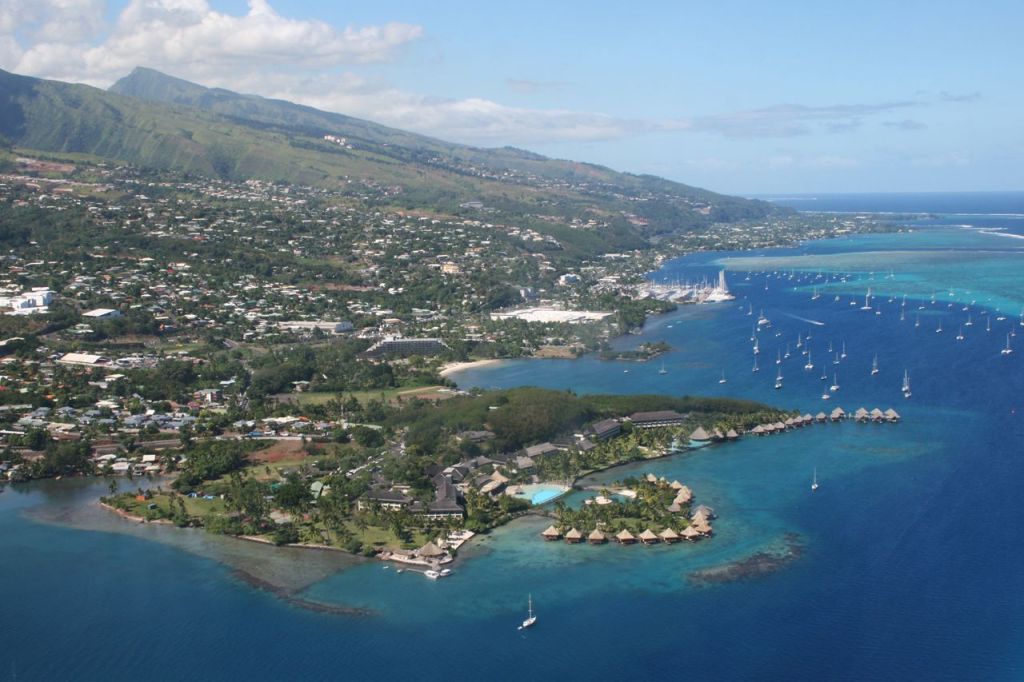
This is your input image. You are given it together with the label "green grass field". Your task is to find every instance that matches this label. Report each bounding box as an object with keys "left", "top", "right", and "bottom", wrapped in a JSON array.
[{"left": 282, "top": 385, "right": 451, "bottom": 406}]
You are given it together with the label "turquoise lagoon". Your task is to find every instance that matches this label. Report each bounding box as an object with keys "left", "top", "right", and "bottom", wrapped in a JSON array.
[{"left": 5, "top": 200, "right": 1024, "bottom": 680}]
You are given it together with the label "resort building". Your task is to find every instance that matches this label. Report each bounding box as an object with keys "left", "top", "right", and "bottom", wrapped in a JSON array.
[
  {"left": 276, "top": 320, "right": 354, "bottom": 334},
  {"left": 362, "top": 336, "right": 451, "bottom": 358},
  {"left": 589, "top": 418, "right": 622, "bottom": 441},
  {"left": 626, "top": 410, "right": 688, "bottom": 429}
]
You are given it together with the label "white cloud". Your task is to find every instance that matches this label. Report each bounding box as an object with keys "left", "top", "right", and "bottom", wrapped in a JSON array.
[
  {"left": 0, "top": 2, "right": 980, "bottom": 147},
  {"left": 690, "top": 102, "right": 919, "bottom": 138},
  {"left": 4, "top": 0, "right": 423, "bottom": 85}
]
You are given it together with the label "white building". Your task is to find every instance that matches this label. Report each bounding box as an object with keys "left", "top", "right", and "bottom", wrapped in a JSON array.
[{"left": 83, "top": 308, "right": 122, "bottom": 319}]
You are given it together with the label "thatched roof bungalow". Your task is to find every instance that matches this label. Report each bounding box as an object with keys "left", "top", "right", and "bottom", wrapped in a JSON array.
[
  {"left": 541, "top": 525, "right": 562, "bottom": 541},
  {"left": 694, "top": 505, "right": 716, "bottom": 519},
  {"left": 725, "top": 428, "right": 739, "bottom": 440},
  {"left": 639, "top": 529, "right": 660, "bottom": 545},
  {"left": 680, "top": 526, "right": 702, "bottom": 542},
  {"left": 816, "top": 412, "right": 828, "bottom": 422},
  {"left": 418, "top": 541, "right": 445, "bottom": 558},
  {"left": 588, "top": 528, "right": 607, "bottom": 545},
  {"left": 830, "top": 407, "right": 846, "bottom": 421},
  {"left": 884, "top": 408, "right": 901, "bottom": 422},
  {"left": 564, "top": 527, "right": 583, "bottom": 544},
  {"left": 690, "top": 426, "right": 712, "bottom": 442},
  {"left": 615, "top": 529, "right": 637, "bottom": 545},
  {"left": 854, "top": 407, "right": 870, "bottom": 422},
  {"left": 659, "top": 527, "right": 680, "bottom": 543},
  {"left": 691, "top": 519, "right": 713, "bottom": 536}
]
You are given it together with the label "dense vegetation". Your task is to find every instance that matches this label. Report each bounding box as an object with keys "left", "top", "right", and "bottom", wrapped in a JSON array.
[{"left": 0, "top": 66, "right": 785, "bottom": 258}]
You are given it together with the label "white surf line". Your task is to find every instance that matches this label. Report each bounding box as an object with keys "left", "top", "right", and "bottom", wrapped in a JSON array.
[{"left": 779, "top": 311, "right": 827, "bottom": 327}]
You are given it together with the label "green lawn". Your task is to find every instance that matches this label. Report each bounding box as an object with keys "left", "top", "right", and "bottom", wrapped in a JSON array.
[
  {"left": 285, "top": 385, "right": 450, "bottom": 406},
  {"left": 123, "top": 493, "right": 228, "bottom": 517}
]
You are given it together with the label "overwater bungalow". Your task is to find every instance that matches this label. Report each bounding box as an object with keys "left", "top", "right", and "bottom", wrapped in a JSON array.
[
  {"left": 854, "top": 407, "right": 870, "bottom": 422},
  {"left": 830, "top": 407, "right": 846, "bottom": 421},
  {"left": 670, "top": 480, "right": 685, "bottom": 490},
  {"left": 802, "top": 414, "right": 815, "bottom": 425},
  {"left": 588, "top": 528, "right": 607, "bottom": 545},
  {"left": 541, "top": 525, "right": 562, "bottom": 541},
  {"left": 773, "top": 421, "right": 787, "bottom": 431},
  {"left": 884, "top": 408, "right": 901, "bottom": 422},
  {"left": 815, "top": 412, "right": 828, "bottom": 423},
  {"left": 639, "top": 529, "right": 660, "bottom": 545},
  {"left": 691, "top": 519, "right": 713, "bottom": 536},
  {"left": 784, "top": 417, "right": 796, "bottom": 428},
  {"left": 870, "top": 407, "right": 885, "bottom": 422},
  {"left": 725, "top": 428, "right": 739, "bottom": 440},
  {"left": 680, "top": 526, "right": 702, "bottom": 542},
  {"left": 675, "top": 486, "right": 693, "bottom": 505},
  {"left": 751, "top": 425, "right": 765, "bottom": 436},
  {"left": 659, "top": 527, "right": 681, "bottom": 544},
  {"left": 615, "top": 529, "right": 637, "bottom": 545},
  {"left": 690, "top": 426, "right": 712, "bottom": 442},
  {"left": 694, "top": 505, "right": 716, "bottom": 519},
  {"left": 565, "top": 528, "right": 583, "bottom": 544}
]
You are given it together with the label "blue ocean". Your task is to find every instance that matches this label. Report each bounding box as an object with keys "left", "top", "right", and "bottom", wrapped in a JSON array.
[{"left": 4, "top": 193, "right": 1024, "bottom": 680}]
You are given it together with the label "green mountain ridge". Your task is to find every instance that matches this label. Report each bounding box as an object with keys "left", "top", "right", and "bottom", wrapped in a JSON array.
[{"left": 0, "top": 66, "right": 784, "bottom": 254}]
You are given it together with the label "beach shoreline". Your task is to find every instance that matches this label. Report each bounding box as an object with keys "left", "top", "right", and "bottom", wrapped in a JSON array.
[{"left": 438, "top": 358, "right": 505, "bottom": 377}]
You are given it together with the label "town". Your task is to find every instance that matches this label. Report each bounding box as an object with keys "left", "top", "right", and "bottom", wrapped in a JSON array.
[{"left": 0, "top": 157, "right": 896, "bottom": 560}]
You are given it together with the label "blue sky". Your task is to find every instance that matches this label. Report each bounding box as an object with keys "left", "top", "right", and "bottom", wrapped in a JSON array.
[{"left": 2, "top": 0, "right": 1021, "bottom": 194}]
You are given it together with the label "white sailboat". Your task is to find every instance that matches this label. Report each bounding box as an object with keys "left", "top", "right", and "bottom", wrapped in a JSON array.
[
  {"left": 841, "top": 341, "right": 847, "bottom": 359},
  {"left": 774, "top": 367, "right": 783, "bottom": 390},
  {"left": 1001, "top": 334, "right": 1014, "bottom": 356},
  {"left": 752, "top": 357, "right": 760, "bottom": 373},
  {"left": 659, "top": 362, "right": 668, "bottom": 375},
  {"left": 811, "top": 468, "right": 819, "bottom": 491},
  {"left": 519, "top": 594, "right": 537, "bottom": 630},
  {"left": 902, "top": 369, "right": 912, "bottom": 398},
  {"left": 956, "top": 326, "right": 965, "bottom": 341},
  {"left": 871, "top": 354, "right": 879, "bottom": 376},
  {"left": 719, "top": 370, "right": 728, "bottom": 384},
  {"left": 776, "top": 349, "right": 782, "bottom": 365},
  {"left": 861, "top": 288, "right": 873, "bottom": 311},
  {"left": 830, "top": 374, "right": 840, "bottom": 392},
  {"left": 804, "top": 351, "right": 814, "bottom": 371}
]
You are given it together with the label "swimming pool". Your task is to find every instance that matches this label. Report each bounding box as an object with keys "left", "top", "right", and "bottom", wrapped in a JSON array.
[{"left": 513, "top": 483, "right": 569, "bottom": 505}]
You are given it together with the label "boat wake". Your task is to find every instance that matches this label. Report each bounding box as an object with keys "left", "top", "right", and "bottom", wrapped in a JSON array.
[{"left": 779, "top": 312, "right": 826, "bottom": 327}]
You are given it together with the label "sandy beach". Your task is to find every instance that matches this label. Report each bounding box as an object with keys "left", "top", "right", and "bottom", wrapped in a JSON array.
[{"left": 438, "top": 358, "right": 505, "bottom": 377}]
